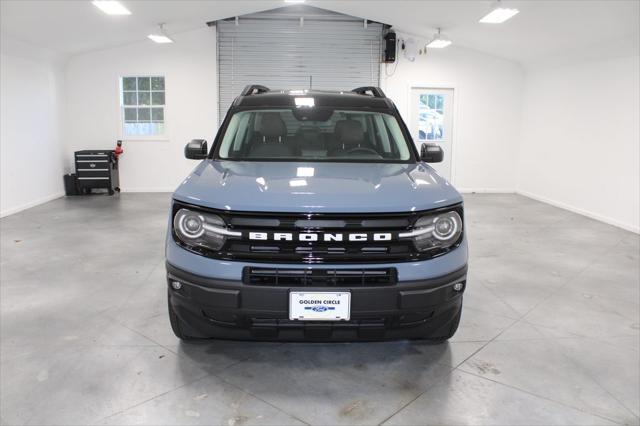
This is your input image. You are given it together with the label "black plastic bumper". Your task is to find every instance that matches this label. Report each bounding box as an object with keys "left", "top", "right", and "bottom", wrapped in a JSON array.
[{"left": 166, "top": 262, "right": 467, "bottom": 341}]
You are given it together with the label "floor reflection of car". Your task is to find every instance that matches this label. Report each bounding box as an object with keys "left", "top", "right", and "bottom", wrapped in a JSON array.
[{"left": 418, "top": 109, "right": 443, "bottom": 141}]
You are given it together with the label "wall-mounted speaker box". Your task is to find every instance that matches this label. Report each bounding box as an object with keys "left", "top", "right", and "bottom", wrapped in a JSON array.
[{"left": 383, "top": 32, "right": 396, "bottom": 63}]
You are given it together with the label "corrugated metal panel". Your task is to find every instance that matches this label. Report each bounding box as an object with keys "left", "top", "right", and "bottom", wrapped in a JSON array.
[{"left": 217, "top": 6, "right": 383, "bottom": 121}]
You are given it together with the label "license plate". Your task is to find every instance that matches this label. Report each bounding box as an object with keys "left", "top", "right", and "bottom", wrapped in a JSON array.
[{"left": 289, "top": 292, "right": 351, "bottom": 321}]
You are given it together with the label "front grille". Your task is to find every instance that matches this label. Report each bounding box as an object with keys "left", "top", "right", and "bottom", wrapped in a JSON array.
[
  {"left": 172, "top": 202, "right": 464, "bottom": 264},
  {"left": 244, "top": 267, "right": 397, "bottom": 287}
]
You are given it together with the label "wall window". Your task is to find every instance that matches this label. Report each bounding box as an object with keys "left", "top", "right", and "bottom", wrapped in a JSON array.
[
  {"left": 418, "top": 93, "right": 444, "bottom": 141},
  {"left": 120, "top": 76, "right": 165, "bottom": 138}
]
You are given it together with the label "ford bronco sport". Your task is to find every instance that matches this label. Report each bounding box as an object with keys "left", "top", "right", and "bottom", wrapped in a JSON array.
[{"left": 166, "top": 85, "right": 467, "bottom": 341}]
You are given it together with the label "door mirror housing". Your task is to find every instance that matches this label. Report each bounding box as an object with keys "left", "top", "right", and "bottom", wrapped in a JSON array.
[
  {"left": 185, "top": 139, "right": 208, "bottom": 159},
  {"left": 420, "top": 143, "right": 444, "bottom": 163}
]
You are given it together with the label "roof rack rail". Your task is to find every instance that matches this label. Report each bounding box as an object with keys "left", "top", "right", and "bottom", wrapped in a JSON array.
[
  {"left": 352, "top": 86, "right": 386, "bottom": 98},
  {"left": 241, "top": 85, "right": 270, "bottom": 96}
]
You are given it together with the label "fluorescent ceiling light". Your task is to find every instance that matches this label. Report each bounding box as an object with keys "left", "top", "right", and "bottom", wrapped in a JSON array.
[
  {"left": 479, "top": 1, "right": 519, "bottom": 23},
  {"left": 426, "top": 28, "right": 452, "bottom": 49},
  {"left": 426, "top": 39, "right": 452, "bottom": 48},
  {"left": 92, "top": 1, "right": 131, "bottom": 15},
  {"left": 148, "top": 23, "right": 174, "bottom": 44},
  {"left": 479, "top": 8, "right": 519, "bottom": 23},
  {"left": 148, "top": 34, "right": 173, "bottom": 44}
]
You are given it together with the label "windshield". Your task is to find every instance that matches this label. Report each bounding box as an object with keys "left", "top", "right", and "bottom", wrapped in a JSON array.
[{"left": 216, "top": 108, "right": 413, "bottom": 162}]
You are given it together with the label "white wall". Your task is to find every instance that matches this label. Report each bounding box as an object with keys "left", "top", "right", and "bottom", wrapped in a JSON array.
[
  {"left": 0, "top": 40, "right": 66, "bottom": 217},
  {"left": 517, "top": 55, "right": 640, "bottom": 233},
  {"left": 65, "top": 26, "right": 525, "bottom": 194},
  {"left": 9, "top": 22, "right": 638, "bottom": 234},
  {"left": 64, "top": 27, "right": 217, "bottom": 192},
  {"left": 381, "top": 43, "right": 524, "bottom": 192}
]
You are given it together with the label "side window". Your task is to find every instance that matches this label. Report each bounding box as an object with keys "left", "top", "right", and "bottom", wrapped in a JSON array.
[
  {"left": 219, "top": 114, "right": 241, "bottom": 157},
  {"left": 121, "top": 76, "right": 166, "bottom": 138},
  {"left": 382, "top": 114, "right": 411, "bottom": 160},
  {"left": 373, "top": 114, "right": 392, "bottom": 153},
  {"left": 233, "top": 113, "right": 252, "bottom": 152}
]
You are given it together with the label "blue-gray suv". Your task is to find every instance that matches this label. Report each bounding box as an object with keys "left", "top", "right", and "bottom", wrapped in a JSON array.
[{"left": 166, "top": 85, "right": 467, "bottom": 342}]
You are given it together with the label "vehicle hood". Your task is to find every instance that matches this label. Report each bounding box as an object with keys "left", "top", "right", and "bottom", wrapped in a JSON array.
[{"left": 173, "top": 160, "right": 462, "bottom": 213}]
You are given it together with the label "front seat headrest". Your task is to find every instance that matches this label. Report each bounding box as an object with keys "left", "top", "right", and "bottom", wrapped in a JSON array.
[
  {"left": 260, "top": 113, "right": 287, "bottom": 139},
  {"left": 335, "top": 120, "right": 364, "bottom": 147}
]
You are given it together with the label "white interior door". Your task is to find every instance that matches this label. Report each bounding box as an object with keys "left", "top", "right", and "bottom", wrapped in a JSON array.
[{"left": 409, "top": 87, "right": 454, "bottom": 180}]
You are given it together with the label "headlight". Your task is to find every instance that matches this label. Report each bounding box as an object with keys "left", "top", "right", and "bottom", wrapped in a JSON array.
[
  {"left": 400, "top": 210, "right": 463, "bottom": 251},
  {"left": 173, "top": 208, "right": 239, "bottom": 251}
]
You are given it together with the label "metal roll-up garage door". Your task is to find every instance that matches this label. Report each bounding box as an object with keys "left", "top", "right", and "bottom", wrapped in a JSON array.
[{"left": 216, "top": 5, "right": 384, "bottom": 121}]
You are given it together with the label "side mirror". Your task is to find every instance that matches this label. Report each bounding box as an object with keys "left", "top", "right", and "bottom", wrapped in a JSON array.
[
  {"left": 185, "top": 139, "right": 208, "bottom": 159},
  {"left": 420, "top": 143, "right": 444, "bottom": 163}
]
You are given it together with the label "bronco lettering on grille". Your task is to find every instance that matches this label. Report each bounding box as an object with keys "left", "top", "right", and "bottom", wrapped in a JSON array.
[{"left": 247, "top": 232, "right": 394, "bottom": 242}]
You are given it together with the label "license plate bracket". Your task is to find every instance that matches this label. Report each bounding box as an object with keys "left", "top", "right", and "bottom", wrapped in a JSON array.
[{"left": 289, "top": 291, "right": 351, "bottom": 321}]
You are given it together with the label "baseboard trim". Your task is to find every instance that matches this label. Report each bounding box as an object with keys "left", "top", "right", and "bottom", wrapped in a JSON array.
[
  {"left": 0, "top": 192, "right": 65, "bottom": 218},
  {"left": 121, "top": 187, "right": 175, "bottom": 193},
  {"left": 458, "top": 188, "right": 515, "bottom": 194},
  {"left": 516, "top": 190, "right": 639, "bottom": 234}
]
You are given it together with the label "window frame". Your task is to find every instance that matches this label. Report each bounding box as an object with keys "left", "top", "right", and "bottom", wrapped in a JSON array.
[{"left": 118, "top": 75, "right": 168, "bottom": 141}]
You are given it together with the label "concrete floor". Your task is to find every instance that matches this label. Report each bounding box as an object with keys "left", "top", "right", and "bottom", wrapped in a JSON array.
[{"left": 0, "top": 193, "right": 638, "bottom": 426}]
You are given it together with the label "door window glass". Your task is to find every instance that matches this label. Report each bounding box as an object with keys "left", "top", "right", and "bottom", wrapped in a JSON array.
[{"left": 418, "top": 94, "right": 444, "bottom": 141}]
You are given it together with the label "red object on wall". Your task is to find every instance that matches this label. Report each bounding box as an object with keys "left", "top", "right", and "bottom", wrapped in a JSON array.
[{"left": 114, "top": 140, "right": 124, "bottom": 158}]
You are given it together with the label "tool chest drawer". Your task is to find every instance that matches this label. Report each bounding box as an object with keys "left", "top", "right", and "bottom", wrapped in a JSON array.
[
  {"left": 76, "top": 162, "right": 110, "bottom": 174},
  {"left": 76, "top": 158, "right": 111, "bottom": 169},
  {"left": 76, "top": 152, "right": 110, "bottom": 160},
  {"left": 76, "top": 169, "right": 110, "bottom": 178}
]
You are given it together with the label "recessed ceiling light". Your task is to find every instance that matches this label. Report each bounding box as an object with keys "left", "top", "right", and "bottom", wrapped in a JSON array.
[
  {"left": 426, "top": 28, "right": 452, "bottom": 49},
  {"left": 92, "top": 0, "right": 131, "bottom": 15},
  {"left": 148, "top": 23, "right": 174, "bottom": 44},
  {"left": 479, "top": 1, "right": 519, "bottom": 23}
]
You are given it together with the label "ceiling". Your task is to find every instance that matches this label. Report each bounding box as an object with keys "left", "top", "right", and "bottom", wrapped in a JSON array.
[{"left": 1, "top": 0, "right": 639, "bottom": 65}]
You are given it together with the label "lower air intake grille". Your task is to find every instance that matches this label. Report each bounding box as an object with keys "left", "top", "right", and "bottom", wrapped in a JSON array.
[{"left": 243, "top": 267, "right": 397, "bottom": 287}]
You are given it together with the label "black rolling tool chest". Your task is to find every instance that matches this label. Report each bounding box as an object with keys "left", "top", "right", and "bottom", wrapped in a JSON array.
[{"left": 74, "top": 150, "right": 120, "bottom": 195}]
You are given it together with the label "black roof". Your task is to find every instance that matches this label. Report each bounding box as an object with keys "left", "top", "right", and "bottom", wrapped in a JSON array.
[{"left": 232, "top": 87, "right": 395, "bottom": 110}]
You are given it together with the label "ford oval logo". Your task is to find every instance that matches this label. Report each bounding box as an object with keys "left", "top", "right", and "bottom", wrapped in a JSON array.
[{"left": 304, "top": 306, "right": 335, "bottom": 313}]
